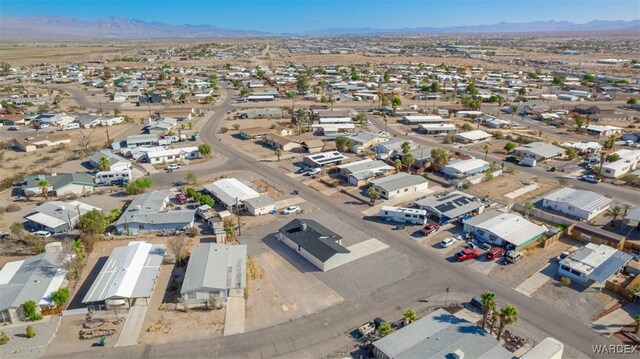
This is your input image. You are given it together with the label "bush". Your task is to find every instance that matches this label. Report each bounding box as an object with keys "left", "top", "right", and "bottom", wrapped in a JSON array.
[
  {"left": 22, "top": 300, "right": 42, "bottom": 321},
  {"left": 220, "top": 127, "right": 229, "bottom": 133},
  {"left": 26, "top": 326, "right": 35, "bottom": 339},
  {"left": 50, "top": 288, "right": 70, "bottom": 308},
  {"left": 0, "top": 332, "right": 9, "bottom": 345},
  {"left": 4, "top": 204, "right": 21, "bottom": 212},
  {"left": 560, "top": 277, "right": 571, "bottom": 286}
]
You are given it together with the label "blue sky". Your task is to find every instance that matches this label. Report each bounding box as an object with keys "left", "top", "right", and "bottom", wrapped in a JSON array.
[{"left": 2, "top": 0, "right": 638, "bottom": 33}]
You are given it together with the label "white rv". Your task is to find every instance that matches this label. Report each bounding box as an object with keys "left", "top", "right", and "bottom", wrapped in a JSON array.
[{"left": 379, "top": 206, "right": 427, "bottom": 225}]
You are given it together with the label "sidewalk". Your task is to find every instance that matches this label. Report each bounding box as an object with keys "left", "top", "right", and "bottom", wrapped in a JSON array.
[
  {"left": 224, "top": 289, "right": 246, "bottom": 336},
  {"left": 114, "top": 305, "right": 148, "bottom": 347}
]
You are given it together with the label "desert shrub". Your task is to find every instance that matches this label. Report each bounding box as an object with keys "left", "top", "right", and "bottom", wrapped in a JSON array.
[
  {"left": 5, "top": 204, "right": 21, "bottom": 212},
  {"left": 0, "top": 332, "right": 9, "bottom": 345},
  {"left": 560, "top": 277, "right": 571, "bottom": 286},
  {"left": 66, "top": 193, "right": 80, "bottom": 200},
  {"left": 26, "top": 326, "right": 35, "bottom": 339},
  {"left": 220, "top": 127, "right": 229, "bottom": 133}
]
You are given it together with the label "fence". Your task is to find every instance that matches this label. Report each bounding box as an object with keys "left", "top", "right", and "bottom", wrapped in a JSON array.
[
  {"left": 41, "top": 307, "right": 63, "bottom": 316},
  {"left": 541, "top": 225, "right": 573, "bottom": 248},
  {"left": 512, "top": 203, "right": 575, "bottom": 227}
]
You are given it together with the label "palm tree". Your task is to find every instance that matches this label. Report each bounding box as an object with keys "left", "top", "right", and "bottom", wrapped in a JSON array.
[
  {"left": 480, "top": 291, "right": 496, "bottom": 329},
  {"left": 605, "top": 205, "right": 623, "bottom": 227},
  {"left": 622, "top": 203, "right": 632, "bottom": 218},
  {"left": 483, "top": 144, "right": 490, "bottom": 161},
  {"left": 496, "top": 304, "right": 519, "bottom": 340},
  {"left": 404, "top": 309, "right": 417, "bottom": 324},
  {"left": 224, "top": 225, "right": 235, "bottom": 242},
  {"left": 524, "top": 201, "right": 535, "bottom": 218},
  {"left": 489, "top": 307, "right": 499, "bottom": 335},
  {"left": 401, "top": 141, "right": 411, "bottom": 155},
  {"left": 367, "top": 187, "right": 380, "bottom": 204},
  {"left": 98, "top": 156, "right": 111, "bottom": 171},
  {"left": 274, "top": 148, "right": 284, "bottom": 161},
  {"left": 378, "top": 322, "right": 392, "bottom": 336},
  {"left": 394, "top": 159, "right": 402, "bottom": 173},
  {"left": 38, "top": 179, "right": 49, "bottom": 200}
]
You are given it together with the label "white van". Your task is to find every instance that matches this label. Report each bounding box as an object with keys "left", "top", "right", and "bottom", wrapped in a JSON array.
[{"left": 62, "top": 123, "right": 80, "bottom": 131}]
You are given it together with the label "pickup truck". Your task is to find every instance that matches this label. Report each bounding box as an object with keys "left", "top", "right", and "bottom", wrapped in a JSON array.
[{"left": 196, "top": 205, "right": 214, "bottom": 220}]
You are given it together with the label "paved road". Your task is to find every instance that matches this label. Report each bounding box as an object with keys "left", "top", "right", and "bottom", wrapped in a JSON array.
[{"left": 47, "top": 85, "right": 620, "bottom": 359}]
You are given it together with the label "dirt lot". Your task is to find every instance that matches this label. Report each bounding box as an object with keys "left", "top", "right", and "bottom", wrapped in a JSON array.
[{"left": 466, "top": 173, "right": 557, "bottom": 205}]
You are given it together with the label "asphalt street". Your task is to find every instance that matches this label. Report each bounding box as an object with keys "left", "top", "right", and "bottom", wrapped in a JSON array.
[{"left": 47, "top": 85, "right": 622, "bottom": 359}]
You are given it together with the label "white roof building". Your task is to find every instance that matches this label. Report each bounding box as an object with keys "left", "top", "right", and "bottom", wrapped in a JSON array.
[
  {"left": 454, "top": 130, "right": 492, "bottom": 143},
  {"left": 464, "top": 210, "right": 547, "bottom": 249},
  {"left": 82, "top": 241, "right": 166, "bottom": 307},
  {"left": 204, "top": 178, "right": 261, "bottom": 208},
  {"left": 442, "top": 158, "right": 490, "bottom": 178},
  {"left": 542, "top": 188, "right": 612, "bottom": 220},
  {"left": 601, "top": 149, "right": 640, "bottom": 178},
  {"left": 558, "top": 243, "right": 633, "bottom": 284}
]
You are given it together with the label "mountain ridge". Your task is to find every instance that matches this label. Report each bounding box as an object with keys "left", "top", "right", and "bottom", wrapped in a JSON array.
[{"left": 0, "top": 16, "right": 638, "bottom": 40}]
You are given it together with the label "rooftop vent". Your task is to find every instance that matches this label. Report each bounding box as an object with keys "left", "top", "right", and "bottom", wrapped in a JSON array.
[{"left": 300, "top": 222, "right": 307, "bottom": 231}]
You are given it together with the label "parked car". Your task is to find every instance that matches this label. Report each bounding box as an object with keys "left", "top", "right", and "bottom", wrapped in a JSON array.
[
  {"left": 281, "top": 205, "right": 301, "bottom": 215},
  {"left": 455, "top": 248, "right": 480, "bottom": 262},
  {"left": 487, "top": 247, "right": 505, "bottom": 260},
  {"left": 505, "top": 156, "right": 518, "bottom": 163},
  {"left": 33, "top": 230, "right": 51, "bottom": 238},
  {"left": 166, "top": 163, "right": 181, "bottom": 171},
  {"left": 377, "top": 131, "right": 390, "bottom": 138},
  {"left": 505, "top": 250, "right": 523, "bottom": 264},
  {"left": 580, "top": 175, "right": 600, "bottom": 184},
  {"left": 175, "top": 193, "right": 188, "bottom": 204},
  {"left": 440, "top": 236, "right": 457, "bottom": 248},
  {"left": 420, "top": 223, "right": 441, "bottom": 236},
  {"left": 24, "top": 136, "right": 34, "bottom": 141},
  {"left": 477, "top": 242, "right": 492, "bottom": 251},
  {"left": 295, "top": 166, "right": 311, "bottom": 174},
  {"left": 556, "top": 251, "right": 570, "bottom": 262},
  {"left": 306, "top": 168, "right": 321, "bottom": 176}
]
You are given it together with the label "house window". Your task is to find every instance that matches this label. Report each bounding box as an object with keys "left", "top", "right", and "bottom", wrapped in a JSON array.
[
  {"left": 187, "top": 293, "right": 196, "bottom": 299},
  {"left": 568, "top": 206, "right": 574, "bottom": 211},
  {"left": 477, "top": 230, "right": 485, "bottom": 236},
  {"left": 404, "top": 188, "right": 409, "bottom": 192}
]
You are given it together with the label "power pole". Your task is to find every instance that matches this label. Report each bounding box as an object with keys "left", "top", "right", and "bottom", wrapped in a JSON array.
[{"left": 235, "top": 197, "right": 241, "bottom": 237}]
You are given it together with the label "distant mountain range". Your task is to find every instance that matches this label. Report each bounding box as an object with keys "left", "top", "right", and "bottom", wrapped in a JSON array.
[
  {"left": 0, "top": 16, "right": 638, "bottom": 40},
  {"left": 307, "top": 19, "right": 640, "bottom": 35}
]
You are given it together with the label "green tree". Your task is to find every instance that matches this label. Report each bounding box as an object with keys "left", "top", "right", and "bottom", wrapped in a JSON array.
[
  {"left": 50, "top": 288, "right": 70, "bottom": 308},
  {"left": 26, "top": 326, "right": 35, "bottom": 339},
  {"left": 367, "top": 187, "right": 380, "bottom": 204},
  {"left": 574, "top": 116, "right": 586, "bottom": 132},
  {"left": 606, "top": 153, "right": 621, "bottom": 162},
  {"left": 404, "top": 309, "right": 417, "bottom": 324},
  {"left": 274, "top": 148, "right": 284, "bottom": 161},
  {"left": 430, "top": 148, "right": 449, "bottom": 171},
  {"left": 565, "top": 148, "right": 577, "bottom": 160},
  {"left": 296, "top": 75, "right": 309, "bottom": 94},
  {"left": 78, "top": 210, "right": 106, "bottom": 235},
  {"left": 628, "top": 98, "right": 638, "bottom": 105},
  {"left": 503, "top": 142, "right": 516, "bottom": 153},
  {"left": 401, "top": 141, "right": 411, "bottom": 155},
  {"left": 198, "top": 143, "right": 212, "bottom": 156},
  {"left": 71, "top": 238, "right": 87, "bottom": 260},
  {"left": 38, "top": 179, "right": 49, "bottom": 200},
  {"left": 402, "top": 153, "right": 415, "bottom": 167},
  {"left": 430, "top": 82, "right": 440, "bottom": 93},
  {"left": 623, "top": 203, "right": 632, "bottom": 217},
  {"left": 224, "top": 225, "right": 235, "bottom": 242},
  {"left": 394, "top": 159, "right": 402, "bottom": 173},
  {"left": 466, "top": 82, "right": 479, "bottom": 95},
  {"left": 635, "top": 314, "right": 640, "bottom": 334},
  {"left": 335, "top": 136, "right": 353, "bottom": 152},
  {"left": 524, "top": 200, "right": 535, "bottom": 218},
  {"left": 240, "top": 88, "right": 251, "bottom": 96},
  {"left": 391, "top": 96, "right": 402, "bottom": 114},
  {"left": 98, "top": 156, "right": 111, "bottom": 171},
  {"left": 552, "top": 76, "right": 564, "bottom": 86},
  {"left": 603, "top": 135, "right": 616, "bottom": 151},
  {"left": 10, "top": 222, "right": 25, "bottom": 241},
  {"left": 462, "top": 123, "right": 473, "bottom": 131},
  {"left": 480, "top": 291, "right": 496, "bottom": 329},
  {"left": 496, "top": 304, "right": 519, "bottom": 340},
  {"left": 582, "top": 74, "right": 596, "bottom": 83},
  {"left": 605, "top": 205, "right": 623, "bottom": 226},
  {"left": 22, "top": 300, "right": 42, "bottom": 321},
  {"left": 355, "top": 113, "right": 368, "bottom": 125},
  {"left": 199, "top": 194, "right": 215, "bottom": 207},
  {"left": 113, "top": 108, "right": 121, "bottom": 116},
  {"left": 378, "top": 322, "right": 392, "bottom": 336}
]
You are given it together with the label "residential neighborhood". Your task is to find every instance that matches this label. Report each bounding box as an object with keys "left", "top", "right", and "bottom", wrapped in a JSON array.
[{"left": 0, "top": 7, "right": 639, "bottom": 359}]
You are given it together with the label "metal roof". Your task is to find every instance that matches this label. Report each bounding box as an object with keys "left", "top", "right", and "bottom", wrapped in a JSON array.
[
  {"left": 82, "top": 241, "right": 166, "bottom": 303},
  {"left": 370, "top": 172, "right": 428, "bottom": 193},
  {"left": 114, "top": 190, "right": 195, "bottom": 228},
  {"left": 465, "top": 210, "right": 547, "bottom": 247},
  {"left": 560, "top": 243, "right": 633, "bottom": 283},
  {"left": 180, "top": 244, "right": 247, "bottom": 295},
  {"left": 204, "top": 178, "right": 260, "bottom": 207},
  {"left": 515, "top": 142, "right": 564, "bottom": 159},
  {"left": 373, "top": 308, "right": 512, "bottom": 359},
  {"left": 542, "top": 188, "right": 612, "bottom": 213},
  {"left": 278, "top": 219, "right": 349, "bottom": 262},
  {"left": 455, "top": 130, "right": 492, "bottom": 141},
  {"left": 0, "top": 253, "right": 66, "bottom": 310},
  {"left": 415, "top": 191, "right": 483, "bottom": 219}
]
